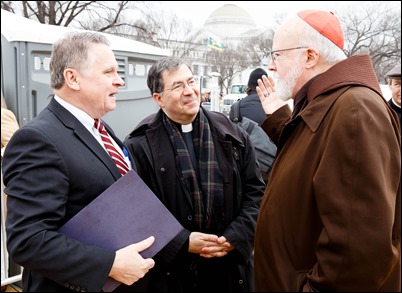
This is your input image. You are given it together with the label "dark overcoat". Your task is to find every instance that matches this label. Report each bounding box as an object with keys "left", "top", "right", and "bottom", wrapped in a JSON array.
[{"left": 124, "top": 108, "right": 265, "bottom": 292}]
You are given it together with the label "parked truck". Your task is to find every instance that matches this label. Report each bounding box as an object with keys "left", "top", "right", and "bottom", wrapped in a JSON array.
[{"left": 219, "top": 84, "right": 247, "bottom": 116}]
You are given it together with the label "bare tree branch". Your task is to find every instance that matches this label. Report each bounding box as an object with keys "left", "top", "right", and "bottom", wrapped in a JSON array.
[{"left": 338, "top": 2, "right": 401, "bottom": 82}]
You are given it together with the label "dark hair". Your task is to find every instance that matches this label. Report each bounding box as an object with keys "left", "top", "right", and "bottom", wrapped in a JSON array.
[
  {"left": 247, "top": 68, "right": 268, "bottom": 91},
  {"left": 147, "top": 57, "right": 192, "bottom": 95}
]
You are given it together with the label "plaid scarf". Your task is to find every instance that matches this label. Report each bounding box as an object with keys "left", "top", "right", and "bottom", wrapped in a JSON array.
[{"left": 163, "top": 109, "right": 225, "bottom": 233}]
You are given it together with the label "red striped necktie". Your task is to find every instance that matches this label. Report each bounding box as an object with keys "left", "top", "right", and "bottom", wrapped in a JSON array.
[{"left": 94, "top": 119, "right": 129, "bottom": 175}]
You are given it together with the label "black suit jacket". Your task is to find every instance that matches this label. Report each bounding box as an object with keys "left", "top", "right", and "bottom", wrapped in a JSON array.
[{"left": 2, "top": 97, "right": 134, "bottom": 292}]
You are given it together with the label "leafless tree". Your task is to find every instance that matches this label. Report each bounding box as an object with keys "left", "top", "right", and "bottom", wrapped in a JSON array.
[
  {"left": 2, "top": 1, "right": 97, "bottom": 26},
  {"left": 1, "top": 1, "right": 204, "bottom": 54},
  {"left": 132, "top": 5, "right": 204, "bottom": 57},
  {"left": 206, "top": 46, "right": 250, "bottom": 94},
  {"left": 235, "top": 2, "right": 400, "bottom": 83},
  {"left": 1, "top": 1, "right": 155, "bottom": 36},
  {"left": 239, "top": 29, "right": 275, "bottom": 67},
  {"left": 1, "top": 1, "right": 13, "bottom": 12},
  {"left": 338, "top": 2, "right": 401, "bottom": 82}
]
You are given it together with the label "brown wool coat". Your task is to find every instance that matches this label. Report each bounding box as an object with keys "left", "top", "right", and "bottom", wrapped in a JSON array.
[{"left": 254, "top": 55, "right": 401, "bottom": 292}]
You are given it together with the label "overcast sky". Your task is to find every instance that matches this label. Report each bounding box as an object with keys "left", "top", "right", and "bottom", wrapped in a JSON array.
[{"left": 157, "top": 1, "right": 400, "bottom": 28}]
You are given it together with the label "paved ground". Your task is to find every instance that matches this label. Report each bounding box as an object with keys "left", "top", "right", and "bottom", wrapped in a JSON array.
[{"left": 2, "top": 284, "right": 21, "bottom": 292}]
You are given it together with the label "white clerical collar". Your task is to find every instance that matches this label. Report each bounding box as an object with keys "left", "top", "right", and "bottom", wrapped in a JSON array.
[
  {"left": 182, "top": 123, "right": 193, "bottom": 133},
  {"left": 391, "top": 98, "right": 401, "bottom": 109}
]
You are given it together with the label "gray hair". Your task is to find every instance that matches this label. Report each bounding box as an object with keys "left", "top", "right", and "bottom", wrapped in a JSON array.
[
  {"left": 147, "top": 57, "right": 192, "bottom": 95},
  {"left": 50, "top": 31, "right": 110, "bottom": 89}
]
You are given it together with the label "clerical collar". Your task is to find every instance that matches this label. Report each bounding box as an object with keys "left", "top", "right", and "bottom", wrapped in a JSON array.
[
  {"left": 182, "top": 123, "right": 193, "bottom": 133},
  {"left": 391, "top": 98, "right": 401, "bottom": 109}
]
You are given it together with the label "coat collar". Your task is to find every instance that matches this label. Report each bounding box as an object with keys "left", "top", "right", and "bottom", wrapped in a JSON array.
[
  {"left": 47, "top": 96, "right": 123, "bottom": 179},
  {"left": 307, "top": 54, "right": 382, "bottom": 101},
  {"left": 294, "top": 54, "right": 383, "bottom": 133}
]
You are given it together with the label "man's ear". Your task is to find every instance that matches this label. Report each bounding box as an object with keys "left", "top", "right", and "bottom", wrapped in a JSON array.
[
  {"left": 305, "top": 48, "right": 320, "bottom": 69},
  {"left": 153, "top": 93, "right": 164, "bottom": 108},
  {"left": 64, "top": 68, "right": 80, "bottom": 90}
]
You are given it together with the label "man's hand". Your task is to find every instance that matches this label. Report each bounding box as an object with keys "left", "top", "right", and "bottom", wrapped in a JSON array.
[
  {"left": 109, "top": 236, "right": 155, "bottom": 285},
  {"left": 188, "top": 232, "right": 234, "bottom": 258},
  {"left": 200, "top": 235, "right": 234, "bottom": 258},
  {"left": 256, "top": 75, "right": 286, "bottom": 114},
  {"left": 188, "top": 231, "right": 219, "bottom": 254}
]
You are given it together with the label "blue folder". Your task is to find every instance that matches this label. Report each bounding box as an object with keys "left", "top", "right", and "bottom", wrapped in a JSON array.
[{"left": 58, "top": 169, "right": 184, "bottom": 291}]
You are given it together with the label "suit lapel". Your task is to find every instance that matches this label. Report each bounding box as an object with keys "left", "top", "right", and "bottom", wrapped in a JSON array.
[{"left": 47, "top": 97, "right": 122, "bottom": 180}]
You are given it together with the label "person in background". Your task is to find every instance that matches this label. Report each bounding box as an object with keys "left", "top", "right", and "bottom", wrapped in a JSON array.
[
  {"left": 254, "top": 9, "right": 401, "bottom": 292},
  {"left": 229, "top": 68, "right": 269, "bottom": 125},
  {"left": 124, "top": 56, "right": 265, "bottom": 292},
  {"left": 1, "top": 93, "right": 19, "bottom": 160},
  {"left": 2, "top": 31, "right": 156, "bottom": 292},
  {"left": 386, "top": 65, "right": 401, "bottom": 129}
]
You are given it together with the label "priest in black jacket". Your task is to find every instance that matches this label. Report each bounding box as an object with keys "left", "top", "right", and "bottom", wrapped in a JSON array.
[{"left": 386, "top": 65, "right": 401, "bottom": 131}]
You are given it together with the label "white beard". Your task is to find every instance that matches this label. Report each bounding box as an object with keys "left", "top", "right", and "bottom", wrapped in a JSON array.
[{"left": 274, "top": 60, "right": 303, "bottom": 102}]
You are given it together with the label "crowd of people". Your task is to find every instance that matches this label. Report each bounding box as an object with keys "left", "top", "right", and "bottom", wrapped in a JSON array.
[{"left": 1, "top": 8, "right": 400, "bottom": 293}]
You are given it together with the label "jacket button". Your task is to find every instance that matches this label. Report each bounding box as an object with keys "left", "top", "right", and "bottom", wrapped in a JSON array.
[
  {"left": 189, "top": 262, "right": 197, "bottom": 271},
  {"left": 160, "top": 167, "right": 165, "bottom": 172},
  {"left": 64, "top": 283, "right": 70, "bottom": 288},
  {"left": 187, "top": 215, "right": 192, "bottom": 220},
  {"left": 239, "top": 279, "right": 244, "bottom": 284}
]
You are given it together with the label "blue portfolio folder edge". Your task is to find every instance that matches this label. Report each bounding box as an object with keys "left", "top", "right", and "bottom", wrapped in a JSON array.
[{"left": 58, "top": 170, "right": 184, "bottom": 292}]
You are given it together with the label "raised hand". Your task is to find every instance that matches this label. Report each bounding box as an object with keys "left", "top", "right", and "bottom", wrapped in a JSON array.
[{"left": 256, "top": 75, "right": 287, "bottom": 114}]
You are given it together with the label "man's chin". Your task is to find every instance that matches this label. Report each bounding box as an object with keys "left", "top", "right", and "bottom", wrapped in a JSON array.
[{"left": 275, "top": 84, "right": 293, "bottom": 102}]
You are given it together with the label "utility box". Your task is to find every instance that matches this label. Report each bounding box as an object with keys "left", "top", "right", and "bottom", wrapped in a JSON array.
[{"left": 1, "top": 10, "right": 169, "bottom": 140}]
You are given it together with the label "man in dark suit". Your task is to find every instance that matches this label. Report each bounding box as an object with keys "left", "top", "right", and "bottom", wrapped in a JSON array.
[{"left": 2, "top": 31, "right": 155, "bottom": 292}]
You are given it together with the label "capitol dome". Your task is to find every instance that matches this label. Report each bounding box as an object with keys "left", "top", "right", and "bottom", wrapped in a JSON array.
[{"left": 204, "top": 4, "right": 257, "bottom": 39}]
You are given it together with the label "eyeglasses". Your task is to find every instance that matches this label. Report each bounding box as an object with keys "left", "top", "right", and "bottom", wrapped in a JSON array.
[
  {"left": 161, "top": 78, "right": 198, "bottom": 93},
  {"left": 270, "top": 46, "right": 308, "bottom": 62}
]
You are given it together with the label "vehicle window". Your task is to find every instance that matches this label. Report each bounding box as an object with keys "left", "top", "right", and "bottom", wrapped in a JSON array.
[{"left": 230, "top": 85, "right": 247, "bottom": 94}]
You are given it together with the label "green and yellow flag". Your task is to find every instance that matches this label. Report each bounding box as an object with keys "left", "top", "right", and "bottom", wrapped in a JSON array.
[{"left": 208, "top": 36, "right": 224, "bottom": 51}]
